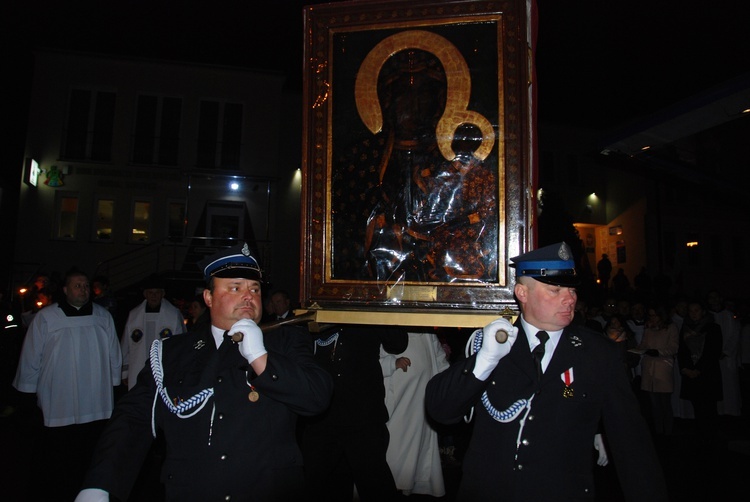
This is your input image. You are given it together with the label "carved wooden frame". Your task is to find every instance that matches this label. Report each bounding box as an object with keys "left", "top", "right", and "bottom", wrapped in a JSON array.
[{"left": 301, "top": 0, "right": 534, "bottom": 317}]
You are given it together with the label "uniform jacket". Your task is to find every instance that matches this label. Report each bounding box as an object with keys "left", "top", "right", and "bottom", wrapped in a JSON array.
[
  {"left": 425, "top": 321, "right": 667, "bottom": 502},
  {"left": 82, "top": 324, "right": 333, "bottom": 502},
  {"left": 306, "top": 325, "right": 408, "bottom": 426}
]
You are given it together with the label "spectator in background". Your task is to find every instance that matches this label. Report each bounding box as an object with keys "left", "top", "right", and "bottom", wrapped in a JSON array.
[
  {"left": 604, "top": 314, "right": 640, "bottom": 385},
  {"left": 269, "top": 289, "right": 295, "bottom": 321},
  {"left": 626, "top": 300, "right": 647, "bottom": 362},
  {"left": 738, "top": 300, "right": 750, "bottom": 413},
  {"left": 120, "top": 274, "right": 185, "bottom": 390},
  {"left": 380, "top": 332, "right": 450, "bottom": 497},
  {"left": 573, "top": 295, "right": 588, "bottom": 326},
  {"left": 637, "top": 304, "right": 679, "bottom": 437},
  {"left": 616, "top": 297, "right": 632, "bottom": 321},
  {"left": 678, "top": 300, "right": 724, "bottom": 444},
  {"left": 261, "top": 294, "right": 275, "bottom": 324},
  {"left": 670, "top": 298, "right": 688, "bottom": 334},
  {"left": 707, "top": 289, "right": 742, "bottom": 417},
  {"left": 26, "top": 273, "right": 50, "bottom": 302},
  {"left": 13, "top": 267, "right": 121, "bottom": 500},
  {"left": 92, "top": 274, "right": 118, "bottom": 317},
  {"left": 589, "top": 296, "right": 618, "bottom": 331},
  {"left": 92, "top": 274, "right": 122, "bottom": 334},
  {"left": 612, "top": 267, "right": 631, "bottom": 299},
  {"left": 626, "top": 299, "right": 650, "bottom": 416},
  {"left": 596, "top": 253, "right": 612, "bottom": 293},
  {"left": 670, "top": 297, "right": 694, "bottom": 419},
  {"left": 186, "top": 293, "right": 210, "bottom": 330},
  {"left": 20, "top": 273, "right": 52, "bottom": 328}
]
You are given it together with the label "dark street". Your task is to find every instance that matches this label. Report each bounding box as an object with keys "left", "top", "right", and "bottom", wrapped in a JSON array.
[{"left": 2, "top": 398, "right": 748, "bottom": 501}]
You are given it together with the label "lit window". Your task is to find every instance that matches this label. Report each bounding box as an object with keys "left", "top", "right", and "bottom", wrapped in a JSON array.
[
  {"left": 95, "top": 199, "right": 114, "bottom": 240},
  {"left": 55, "top": 194, "right": 79, "bottom": 239},
  {"left": 131, "top": 200, "right": 151, "bottom": 243}
]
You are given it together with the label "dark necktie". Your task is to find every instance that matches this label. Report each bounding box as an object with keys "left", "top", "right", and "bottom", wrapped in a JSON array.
[{"left": 532, "top": 331, "right": 549, "bottom": 382}]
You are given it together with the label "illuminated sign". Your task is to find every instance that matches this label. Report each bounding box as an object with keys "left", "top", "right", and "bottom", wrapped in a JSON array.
[{"left": 24, "top": 158, "right": 41, "bottom": 187}]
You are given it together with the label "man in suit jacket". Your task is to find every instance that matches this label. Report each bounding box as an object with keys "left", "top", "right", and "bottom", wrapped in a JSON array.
[
  {"left": 425, "top": 242, "right": 668, "bottom": 501},
  {"left": 269, "top": 289, "right": 295, "bottom": 321},
  {"left": 75, "top": 243, "right": 333, "bottom": 502},
  {"left": 300, "top": 324, "right": 408, "bottom": 501}
]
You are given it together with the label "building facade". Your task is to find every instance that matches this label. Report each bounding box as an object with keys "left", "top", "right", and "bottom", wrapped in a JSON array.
[
  {"left": 539, "top": 93, "right": 750, "bottom": 304},
  {"left": 14, "top": 49, "right": 302, "bottom": 303}
]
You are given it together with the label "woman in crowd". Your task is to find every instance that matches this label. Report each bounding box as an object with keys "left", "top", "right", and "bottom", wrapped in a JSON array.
[
  {"left": 186, "top": 294, "right": 210, "bottom": 330},
  {"left": 604, "top": 314, "right": 640, "bottom": 384},
  {"left": 638, "top": 304, "right": 679, "bottom": 436}
]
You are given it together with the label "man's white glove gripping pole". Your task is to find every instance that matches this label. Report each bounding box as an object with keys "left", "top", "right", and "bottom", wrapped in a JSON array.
[
  {"left": 473, "top": 318, "right": 518, "bottom": 380},
  {"left": 228, "top": 319, "right": 267, "bottom": 364}
]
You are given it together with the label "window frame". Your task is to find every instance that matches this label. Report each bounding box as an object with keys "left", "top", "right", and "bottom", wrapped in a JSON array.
[
  {"left": 130, "top": 198, "right": 153, "bottom": 244},
  {"left": 54, "top": 191, "right": 80, "bottom": 241}
]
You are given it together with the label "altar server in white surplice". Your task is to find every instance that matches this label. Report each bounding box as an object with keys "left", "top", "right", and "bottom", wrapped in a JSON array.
[
  {"left": 380, "top": 331, "right": 450, "bottom": 497},
  {"left": 13, "top": 268, "right": 121, "bottom": 500},
  {"left": 121, "top": 274, "right": 185, "bottom": 390}
]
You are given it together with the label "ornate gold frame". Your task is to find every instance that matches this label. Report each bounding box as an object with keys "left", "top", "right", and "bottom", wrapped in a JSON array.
[{"left": 301, "top": 0, "right": 534, "bottom": 320}]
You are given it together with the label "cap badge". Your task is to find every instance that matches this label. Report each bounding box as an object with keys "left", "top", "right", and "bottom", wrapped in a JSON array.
[
  {"left": 558, "top": 242, "right": 571, "bottom": 261},
  {"left": 241, "top": 243, "right": 251, "bottom": 257}
]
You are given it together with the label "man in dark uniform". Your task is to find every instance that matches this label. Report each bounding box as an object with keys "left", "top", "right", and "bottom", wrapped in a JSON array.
[
  {"left": 75, "top": 243, "right": 333, "bottom": 502},
  {"left": 425, "top": 242, "right": 667, "bottom": 501},
  {"left": 299, "top": 324, "right": 408, "bottom": 501}
]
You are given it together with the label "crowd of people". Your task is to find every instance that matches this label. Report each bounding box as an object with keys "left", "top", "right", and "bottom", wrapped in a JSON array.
[
  {"left": 1, "top": 242, "right": 749, "bottom": 501},
  {"left": 581, "top": 263, "right": 746, "bottom": 447}
]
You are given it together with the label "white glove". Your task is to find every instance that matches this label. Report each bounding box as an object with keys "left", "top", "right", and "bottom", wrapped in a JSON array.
[
  {"left": 229, "top": 319, "right": 267, "bottom": 364},
  {"left": 594, "top": 433, "right": 609, "bottom": 466},
  {"left": 74, "top": 488, "right": 109, "bottom": 502},
  {"left": 473, "top": 318, "right": 518, "bottom": 380}
]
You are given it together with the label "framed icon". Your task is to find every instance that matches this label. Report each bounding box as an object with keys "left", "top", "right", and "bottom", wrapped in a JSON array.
[{"left": 301, "top": 0, "right": 535, "bottom": 317}]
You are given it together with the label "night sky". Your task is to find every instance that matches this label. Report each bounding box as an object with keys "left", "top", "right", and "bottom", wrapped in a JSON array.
[
  {"left": 2, "top": 0, "right": 749, "bottom": 293},
  {"left": 5, "top": 0, "right": 750, "bottom": 130},
  {"left": 534, "top": 1, "right": 750, "bottom": 128}
]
